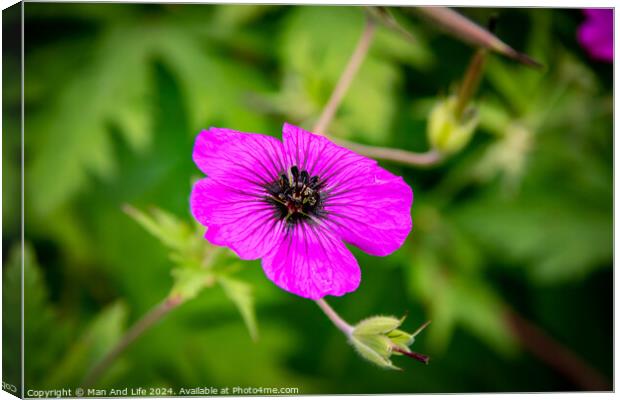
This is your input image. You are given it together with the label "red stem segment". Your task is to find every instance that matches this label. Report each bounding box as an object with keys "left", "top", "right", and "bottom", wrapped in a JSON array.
[
  {"left": 393, "top": 347, "right": 431, "bottom": 365},
  {"left": 504, "top": 308, "right": 610, "bottom": 391}
]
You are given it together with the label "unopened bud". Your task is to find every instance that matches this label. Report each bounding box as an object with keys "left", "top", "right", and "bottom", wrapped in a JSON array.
[
  {"left": 428, "top": 95, "right": 479, "bottom": 155},
  {"left": 350, "top": 315, "right": 430, "bottom": 370}
]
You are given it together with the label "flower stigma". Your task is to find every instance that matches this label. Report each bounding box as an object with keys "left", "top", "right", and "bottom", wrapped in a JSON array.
[{"left": 264, "top": 165, "right": 326, "bottom": 226}]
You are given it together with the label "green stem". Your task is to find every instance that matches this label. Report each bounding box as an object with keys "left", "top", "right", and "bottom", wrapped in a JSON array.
[
  {"left": 81, "top": 295, "right": 184, "bottom": 387},
  {"left": 312, "top": 17, "right": 376, "bottom": 134},
  {"left": 315, "top": 298, "right": 354, "bottom": 336},
  {"left": 310, "top": 14, "right": 441, "bottom": 168}
]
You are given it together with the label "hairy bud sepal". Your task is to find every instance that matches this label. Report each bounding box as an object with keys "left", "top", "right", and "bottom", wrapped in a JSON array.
[
  {"left": 428, "top": 96, "right": 479, "bottom": 156},
  {"left": 350, "top": 315, "right": 430, "bottom": 370}
]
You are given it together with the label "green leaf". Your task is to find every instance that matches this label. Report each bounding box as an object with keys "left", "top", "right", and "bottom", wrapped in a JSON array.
[
  {"left": 44, "top": 302, "right": 129, "bottom": 388},
  {"left": 3, "top": 246, "right": 23, "bottom": 392},
  {"left": 170, "top": 267, "right": 215, "bottom": 301},
  {"left": 367, "top": 7, "right": 435, "bottom": 69},
  {"left": 124, "top": 205, "right": 210, "bottom": 273},
  {"left": 2, "top": 95, "right": 20, "bottom": 237},
  {"left": 21, "top": 244, "right": 68, "bottom": 385},
  {"left": 16, "top": 244, "right": 76, "bottom": 389},
  {"left": 182, "top": 321, "right": 317, "bottom": 387},
  {"left": 218, "top": 276, "right": 259, "bottom": 342},
  {"left": 453, "top": 193, "right": 612, "bottom": 284},
  {"left": 16, "top": 244, "right": 130, "bottom": 388},
  {"left": 450, "top": 273, "right": 517, "bottom": 356},
  {"left": 28, "top": 24, "right": 154, "bottom": 215},
  {"left": 408, "top": 251, "right": 456, "bottom": 352},
  {"left": 123, "top": 205, "right": 197, "bottom": 252},
  {"left": 210, "top": 4, "right": 277, "bottom": 32},
  {"left": 407, "top": 244, "right": 517, "bottom": 356},
  {"left": 152, "top": 24, "right": 271, "bottom": 133}
]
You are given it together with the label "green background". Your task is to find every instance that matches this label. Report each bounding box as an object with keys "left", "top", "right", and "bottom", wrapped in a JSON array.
[{"left": 3, "top": 4, "right": 613, "bottom": 394}]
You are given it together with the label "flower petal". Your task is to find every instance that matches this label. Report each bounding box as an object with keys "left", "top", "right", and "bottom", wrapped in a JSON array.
[
  {"left": 281, "top": 123, "right": 376, "bottom": 184},
  {"left": 325, "top": 166, "right": 413, "bottom": 256},
  {"left": 261, "top": 223, "right": 361, "bottom": 299},
  {"left": 190, "top": 178, "right": 285, "bottom": 260},
  {"left": 193, "top": 127, "right": 286, "bottom": 190},
  {"left": 583, "top": 8, "right": 612, "bottom": 20},
  {"left": 281, "top": 123, "right": 413, "bottom": 256},
  {"left": 578, "top": 9, "right": 613, "bottom": 62}
]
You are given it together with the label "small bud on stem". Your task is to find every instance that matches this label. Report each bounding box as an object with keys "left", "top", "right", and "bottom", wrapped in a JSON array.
[{"left": 427, "top": 47, "right": 488, "bottom": 156}]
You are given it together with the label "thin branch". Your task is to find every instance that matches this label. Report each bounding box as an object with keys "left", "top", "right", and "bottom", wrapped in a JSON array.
[
  {"left": 454, "top": 48, "right": 487, "bottom": 120},
  {"left": 334, "top": 138, "right": 442, "bottom": 167},
  {"left": 309, "top": 15, "right": 440, "bottom": 168},
  {"left": 315, "top": 298, "right": 354, "bottom": 336},
  {"left": 312, "top": 17, "right": 376, "bottom": 135},
  {"left": 503, "top": 307, "right": 610, "bottom": 391},
  {"left": 82, "top": 295, "right": 184, "bottom": 387}
]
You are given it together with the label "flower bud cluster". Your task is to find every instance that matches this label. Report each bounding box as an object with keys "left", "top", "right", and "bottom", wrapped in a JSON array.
[{"left": 349, "top": 315, "right": 430, "bottom": 370}]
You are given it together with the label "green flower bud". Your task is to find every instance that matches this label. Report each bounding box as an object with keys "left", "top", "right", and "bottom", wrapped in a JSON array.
[
  {"left": 427, "top": 95, "right": 479, "bottom": 155},
  {"left": 387, "top": 329, "right": 414, "bottom": 349},
  {"left": 350, "top": 315, "right": 430, "bottom": 370},
  {"left": 350, "top": 334, "right": 399, "bottom": 370},
  {"left": 354, "top": 315, "right": 403, "bottom": 335}
]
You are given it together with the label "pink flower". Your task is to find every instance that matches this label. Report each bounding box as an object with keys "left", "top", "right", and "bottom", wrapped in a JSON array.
[
  {"left": 578, "top": 9, "right": 613, "bottom": 62},
  {"left": 190, "top": 123, "right": 413, "bottom": 299}
]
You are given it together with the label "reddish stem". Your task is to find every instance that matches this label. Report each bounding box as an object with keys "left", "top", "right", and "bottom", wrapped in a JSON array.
[
  {"left": 504, "top": 308, "right": 610, "bottom": 391},
  {"left": 393, "top": 347, "right": 431, "bottom": 365}
]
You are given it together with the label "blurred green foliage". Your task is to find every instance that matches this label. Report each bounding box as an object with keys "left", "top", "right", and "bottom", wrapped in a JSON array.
[{"left": 2, "top": 3, "right": 612, "bottom": 393}]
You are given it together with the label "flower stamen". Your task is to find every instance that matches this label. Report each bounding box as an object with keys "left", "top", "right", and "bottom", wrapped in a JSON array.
[{"left": 265, "top": 165, "right": 325, "bottom": 226}]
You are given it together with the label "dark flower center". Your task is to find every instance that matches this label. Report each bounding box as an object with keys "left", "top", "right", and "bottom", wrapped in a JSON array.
[{"left": 264, "top": 165, "right": 326, "bottom": 225}]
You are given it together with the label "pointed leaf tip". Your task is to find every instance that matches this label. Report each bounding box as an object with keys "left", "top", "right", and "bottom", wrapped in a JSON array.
[
  {"left": 511, "top": 50, "right": 544, "bottom": 69},
  {"left": 219, "top": 277, "right": 259, "bottom": 342},
  {"left": 365, "top": 6, "right": 416, "bottom": 44},
  {"left": 414, "top": 7, "right": 541, "bottom": 69}
]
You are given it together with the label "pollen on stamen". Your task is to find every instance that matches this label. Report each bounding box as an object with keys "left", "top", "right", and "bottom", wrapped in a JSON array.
[{"left": 264, "top": 165, "right": 325, "bottom": 226}]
